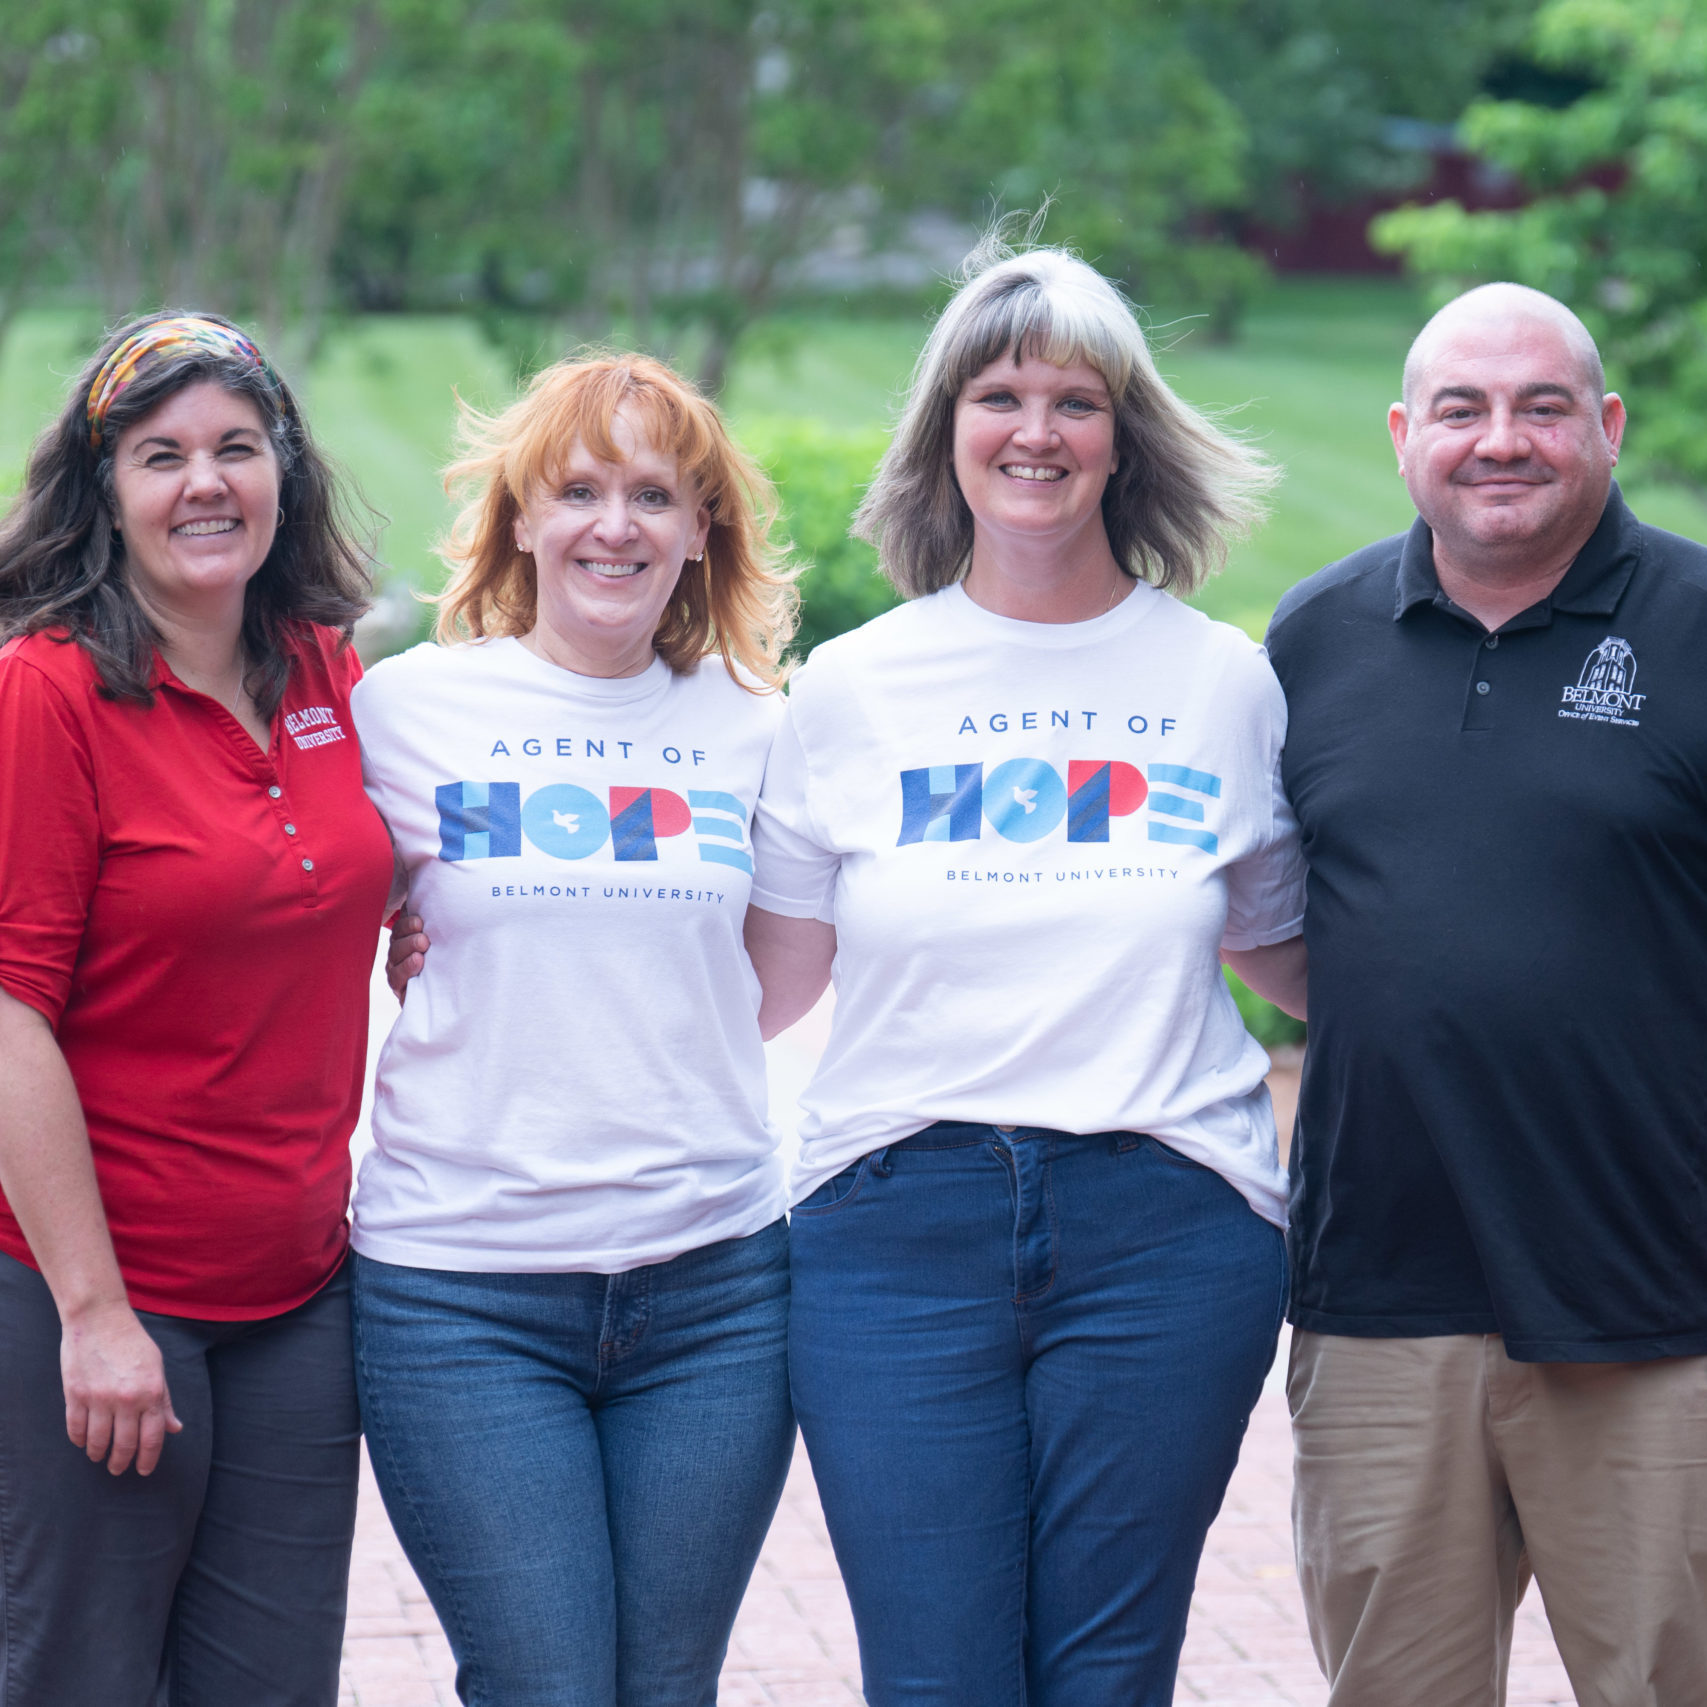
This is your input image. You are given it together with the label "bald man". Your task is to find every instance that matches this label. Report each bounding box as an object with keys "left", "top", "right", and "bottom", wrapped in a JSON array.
[{"left": 1265, "top": 283, "right": 1707, "bottom": 1706}]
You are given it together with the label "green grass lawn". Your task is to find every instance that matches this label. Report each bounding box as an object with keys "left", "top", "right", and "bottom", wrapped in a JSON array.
[{"left": 5, "top": 279, "right": 1703, "bottom": 647}]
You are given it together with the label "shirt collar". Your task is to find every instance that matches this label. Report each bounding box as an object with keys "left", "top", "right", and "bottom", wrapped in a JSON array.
[{"left": 1393, "top": 482, "right": 1642, "bottom": 627}]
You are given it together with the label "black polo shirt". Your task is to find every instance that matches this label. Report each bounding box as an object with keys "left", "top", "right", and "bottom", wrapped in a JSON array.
[{"left": 1267, "top": 485, "right": 1707, "bottom": 1361}]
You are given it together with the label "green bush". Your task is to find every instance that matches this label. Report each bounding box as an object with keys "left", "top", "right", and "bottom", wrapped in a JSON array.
[
  {"left": 741, "top": 417, "right": 899, "bottom": 659},
  {"left": 1225, "top": 966, "right": 1306, "bottom": 1050}
]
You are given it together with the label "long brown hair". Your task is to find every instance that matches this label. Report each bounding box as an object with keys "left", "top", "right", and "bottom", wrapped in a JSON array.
[{"left": 434, "top": 353, "right": 797, "bottom": 685}]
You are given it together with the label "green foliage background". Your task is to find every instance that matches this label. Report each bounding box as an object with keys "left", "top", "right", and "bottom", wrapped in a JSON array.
[{"left": 1373, "top": 0, "right": 1707, "bottom": 488}]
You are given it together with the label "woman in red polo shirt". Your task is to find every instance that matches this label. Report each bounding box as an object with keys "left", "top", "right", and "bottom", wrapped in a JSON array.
[{"left": 0, "top": 313, "right": 394, "bottom": 1707}]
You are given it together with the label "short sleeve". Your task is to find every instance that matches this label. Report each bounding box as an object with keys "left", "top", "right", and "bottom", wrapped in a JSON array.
[
  {"left": 0, "top": 652, "right": 101, "bottom": 1024},
  {"left": 329, "top": 628, "right": 364, "bottom": 693},
  {"left": 1220, "top": 656, "right": 1307, "bottom": 951},
  {"left": 750, "top": 699, "right": 840, "bottom": 920}
]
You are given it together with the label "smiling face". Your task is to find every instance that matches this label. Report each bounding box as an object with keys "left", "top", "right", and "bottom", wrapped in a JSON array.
[
  {"left": 108, "top": 380, "right": 281, "bottom": 623},
  {"left": 513, "top": 406, "right": 711, "bottom": 677},
  {"left": 952, "top": 351, "right": 1119, "bottom": 553},
  {"left": 1391, "top": 308, "right": 1625, "bottom": 576}
]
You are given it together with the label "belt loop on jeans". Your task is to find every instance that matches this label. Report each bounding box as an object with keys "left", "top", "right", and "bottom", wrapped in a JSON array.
[{"left": 869, "top": 1146, "right": 894, "bottom": 1178}]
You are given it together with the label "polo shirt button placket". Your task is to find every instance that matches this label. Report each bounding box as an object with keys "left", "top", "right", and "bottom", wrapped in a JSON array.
[{"left": 1463, "top": 631, "right": 1503, "bottom": 731}]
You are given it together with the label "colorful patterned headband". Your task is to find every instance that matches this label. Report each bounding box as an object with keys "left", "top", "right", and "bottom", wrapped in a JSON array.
[{"left": 86, "top": 316, "right": 277, "bottom": 449}]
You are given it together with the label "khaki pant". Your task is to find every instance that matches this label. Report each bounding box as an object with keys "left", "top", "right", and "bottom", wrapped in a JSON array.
[{"left": 1288, "top": 1331, "right": 1707, "bottom": 1707}]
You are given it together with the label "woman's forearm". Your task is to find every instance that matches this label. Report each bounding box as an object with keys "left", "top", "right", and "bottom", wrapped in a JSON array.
[
  {"left": 743, "top": 906, "right": 836, "bottom": 1041},
  {"left": 0, "top": 989, "right": 128, "bottom": 1320},
  {"left": 1223, "top": 934, "right": 1308, "bottom": 1023},
  {"left": 0, "top": 987, "right": 179, "bottom": 1473}
]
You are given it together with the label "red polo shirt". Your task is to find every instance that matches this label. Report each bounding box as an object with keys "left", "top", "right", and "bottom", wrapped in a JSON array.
[{"left": 0, "top": 625, "right": 393, "bottom": 1318}]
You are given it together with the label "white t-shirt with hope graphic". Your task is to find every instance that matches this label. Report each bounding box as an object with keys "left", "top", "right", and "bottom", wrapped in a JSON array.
[
  {"left": 751, "top": 581, "right": 1306, "bottom": 1225},
  {"left": 351, "top": 637, "right": 784, "bottom": 1272}
]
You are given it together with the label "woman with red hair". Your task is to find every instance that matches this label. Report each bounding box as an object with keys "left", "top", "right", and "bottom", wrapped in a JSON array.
[{"left": 351, "top": 352, "right": 799, "bottom": 1707}]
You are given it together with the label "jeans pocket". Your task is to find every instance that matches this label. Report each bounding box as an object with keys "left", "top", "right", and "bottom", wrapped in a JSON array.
[
  {"left": 791, "top": 1157, "right": 871, "bottom": 1218},
  {"left": 1118, "top": 1132, "right": 1209, "bottom": 1172}
]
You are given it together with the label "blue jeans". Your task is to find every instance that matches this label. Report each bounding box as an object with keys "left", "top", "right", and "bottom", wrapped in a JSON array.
[
  {"left": 350, "top": 1220, "right": 793, "bottom": 1707},
  {"left": 789, "top": 1125, "right": 1286, "bottom": 1707}
]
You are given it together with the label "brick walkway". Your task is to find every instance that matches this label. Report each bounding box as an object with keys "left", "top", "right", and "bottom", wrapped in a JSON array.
[{"left": 343, "top": 978, "right": 1579, "bottom": 1705}]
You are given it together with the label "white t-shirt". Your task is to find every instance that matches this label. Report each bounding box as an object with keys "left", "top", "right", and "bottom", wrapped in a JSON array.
[
  {"left": 351, "top": 638, "right": 785, "bottom": 1272},
  {"left": 751, "top": 582, "right": 1306, "bottom": 1225}
]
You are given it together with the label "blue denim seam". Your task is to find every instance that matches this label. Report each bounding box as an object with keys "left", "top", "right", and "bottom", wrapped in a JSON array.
[
  {"left": 1142, "top": 1136, "right": 1212, "bottom": 1174},
  {"left": 1271, "top": 1230, "right": 1290, "bottom": 1342},
  {"left": 998, "top": 1135, "right": 1059, "bottom": 1308},
  {"left": 791, "top": 1155, "right": 875, "bottom": 1219},
  {"left": 595, "top": 1267, "right": 653, "bottom": 1379},
  {"left": 351, "top": 1275, "right": 488, "bottom": 1700}
]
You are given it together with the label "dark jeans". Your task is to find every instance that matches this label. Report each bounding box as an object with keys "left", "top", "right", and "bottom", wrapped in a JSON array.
[
  {"left": 789, "top": 1123, "right": 1287, "bottom": 1707},
  {"left": 0, "top": 1251, "right": 360, "bottom": 1707},
  {"left": 350, "top": 1218, "right": 794, "bottom": 1707}
]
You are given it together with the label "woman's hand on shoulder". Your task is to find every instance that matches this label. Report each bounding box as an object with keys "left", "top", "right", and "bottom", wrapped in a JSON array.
[
  {"left": 60, "top": 1298, "right": 181, "bottom": 1476},
  {"left": 386, "top": 913, "right": 430, "bottom": 1005}
]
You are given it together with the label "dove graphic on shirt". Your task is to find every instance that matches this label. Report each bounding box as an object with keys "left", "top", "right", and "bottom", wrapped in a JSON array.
[
  {"left": 1013, "top": 787, "right": 1038, "bottom": 814},
  {"left": 552, "top": 809, "right": 580, "bottom": 833}
]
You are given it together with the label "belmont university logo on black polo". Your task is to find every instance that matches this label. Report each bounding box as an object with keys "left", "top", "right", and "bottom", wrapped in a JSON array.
[{"left": 1559, "top": 636, "right": 1645, "bottom": 728}]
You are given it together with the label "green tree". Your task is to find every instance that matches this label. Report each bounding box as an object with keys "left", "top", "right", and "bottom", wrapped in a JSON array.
[
  {"left": 0, "top": 1, "right": 391, "bottom": 359},
  {"left": 337, "top": 1, "right": 1267, "bottom": 375},
  {"left": 909, "top": 0, "right": 1261, "bottom": 334},
  {"left": 1371, "top": 0, "right": 1707, "bottom": 486},
  {"left": 0, "top": 6, "right": 128, "bottom": 339},
  {"left": 1189, "top": 0, "right": 1539, "bottom": 209},
  {"left": 337, "top": 0, "right": 950, "bottom": 390}
]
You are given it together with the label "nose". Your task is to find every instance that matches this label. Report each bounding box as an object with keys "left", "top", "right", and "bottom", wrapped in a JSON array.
[
  {"left": 1475, "top": 401, "right": 1531, "bottom": 461},
  {"left": 182, "top": 450, "right": 229, "bottom": 498},
  {"left": 1010, "top": 399, "right": 1056, "bottom": 450},
  {"left": 591, "top": 491, "right": 639, "bottom": 544}
]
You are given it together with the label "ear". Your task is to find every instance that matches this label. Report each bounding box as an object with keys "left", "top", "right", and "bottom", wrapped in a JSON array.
[
  {"left": 1601, "top": 392, "right": 1627, "bottom": 463},
  {"left": 513, "top": 510, "right": 533, "bottom": 555},
  {"left": 688, "top": 499, "right": 711, "bottom": 565},
  {"left": 1388, "top": 402, "right": 1410, "bottom": 475}
]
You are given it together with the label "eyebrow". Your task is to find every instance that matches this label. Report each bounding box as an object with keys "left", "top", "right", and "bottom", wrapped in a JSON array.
[
  {"left": 133, "top": 426, "right": 265, "bottom": 451},
  {"left": 1428, "top": 381, "right": 1580, "bottom": 409}
]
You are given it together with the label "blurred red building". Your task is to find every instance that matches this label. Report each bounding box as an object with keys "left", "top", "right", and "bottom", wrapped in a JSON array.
[{"left": 1242, "top": 122, "right": 1529, "bottom": 273}]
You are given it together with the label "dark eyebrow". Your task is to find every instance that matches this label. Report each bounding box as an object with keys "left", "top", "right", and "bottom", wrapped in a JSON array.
[
  {"left": 134, "top": 426, "right": 264, "bottom": 451},
  {"left": 1429, "top": 380, "right": 1581, "bottom": 410}
]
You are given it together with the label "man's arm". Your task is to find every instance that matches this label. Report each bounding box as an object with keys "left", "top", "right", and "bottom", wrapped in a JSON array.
[{"left": 0, "top": 988, "right": 181, "bottom": 1475}]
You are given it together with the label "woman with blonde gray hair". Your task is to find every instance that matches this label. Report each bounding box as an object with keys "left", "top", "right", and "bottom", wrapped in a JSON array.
[
  {"left": 351, "top": 352, "right": 798, "bottom": 1707},
  {"left": 744, "top": 239, "right": 1310, "bottom": 1705}
]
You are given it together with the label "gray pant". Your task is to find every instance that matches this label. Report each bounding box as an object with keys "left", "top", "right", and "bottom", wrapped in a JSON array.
[{"left": 0, "top": 1251, "right": 360, "bottom": 1707}]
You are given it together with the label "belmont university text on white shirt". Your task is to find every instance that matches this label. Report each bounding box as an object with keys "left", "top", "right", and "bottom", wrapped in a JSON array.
[
  {"left": 352, "top": 638, "right": 785, "bottom": 1272},
  {"left": 752, "top": 582, "right": 1306, "bottom": 1224}
]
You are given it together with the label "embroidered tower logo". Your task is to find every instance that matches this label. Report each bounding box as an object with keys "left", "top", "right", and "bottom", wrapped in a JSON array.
[{"left": 1560, "top": 636, "right": 1645, "bottom": 727}]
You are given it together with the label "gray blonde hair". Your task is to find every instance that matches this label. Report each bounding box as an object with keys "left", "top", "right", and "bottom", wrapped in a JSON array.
[{"left": 854, "top": 238, "right": 1276, "bottom": 598}]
